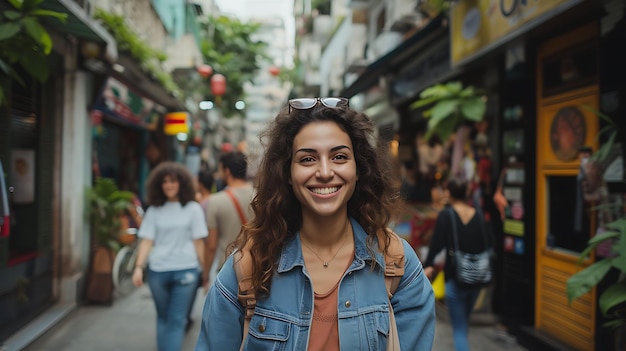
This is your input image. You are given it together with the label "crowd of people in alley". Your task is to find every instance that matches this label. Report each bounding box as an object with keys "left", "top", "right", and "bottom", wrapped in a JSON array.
[{"left": 114, "top": 97, "right": 498, "bottom": 351}]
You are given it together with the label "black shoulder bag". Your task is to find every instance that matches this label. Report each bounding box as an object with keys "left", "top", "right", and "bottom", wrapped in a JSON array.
[{"left": 447, "top": 207, "right": 494, "bottom": 287}]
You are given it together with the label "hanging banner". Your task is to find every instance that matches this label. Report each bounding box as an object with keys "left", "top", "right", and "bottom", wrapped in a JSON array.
[
  {"left": 450, "top": 0, "right": 579, "bottom": 65},
  {"left": 93, "top": 77, "right": 163, "bottom": 130}
]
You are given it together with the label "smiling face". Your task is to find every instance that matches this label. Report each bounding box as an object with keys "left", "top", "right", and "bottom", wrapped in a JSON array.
[
  {"left": 290, "top": 121, "right": 358, "bottom": 220},
  {"left": 162, "top": 174, "right": 180, "bottom": 201}
]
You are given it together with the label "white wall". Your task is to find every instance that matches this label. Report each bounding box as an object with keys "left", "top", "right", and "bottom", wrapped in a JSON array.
[
  {"left": 60, "top": 64, "right": 93, "bottom": 302},
  {"left": 319, "top": 17, "right": 351, "bottom": 96}
]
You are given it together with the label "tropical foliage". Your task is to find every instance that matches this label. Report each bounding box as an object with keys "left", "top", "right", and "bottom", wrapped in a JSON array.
[
  {"left": 193, "top": 15, "right": 269, "bottom": 117},
  {"left": 86, "top": 178, "right": 134, "bottom": 252},
  {"left": 567, "top": 109, "right": 626, "bottom": 330},
  {"left": 0, "top": 0, "right": 66, "bottom": 106},
  {"left": 567, "top": 217, "right": 626, "bottom": 329},
  {"left": 93, "top": 9, "right": 181, "bottom": 97},
  {"left": 410, "top": 81, "right": 487, "bottom": 177}
]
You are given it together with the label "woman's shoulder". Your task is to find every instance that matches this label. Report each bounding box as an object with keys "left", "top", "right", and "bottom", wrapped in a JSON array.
[
  {"left": 183, "top": 200, "right": 203, "bottom": 211},
  {"left": 215, "top": 252, "right": 242, "bottom": 293}
]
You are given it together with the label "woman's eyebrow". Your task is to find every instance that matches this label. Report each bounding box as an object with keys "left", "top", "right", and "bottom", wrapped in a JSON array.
[{"left": 294, "top": 145, "right": 352, "bottom": 154}]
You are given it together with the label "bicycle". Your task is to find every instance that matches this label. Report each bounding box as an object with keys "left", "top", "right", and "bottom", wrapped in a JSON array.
[
  {"left": 112, "top": 228, "right": 139, "bottom": 296},
  {"left": 112, "top": 200, "right": 143, "bottom": 296}
]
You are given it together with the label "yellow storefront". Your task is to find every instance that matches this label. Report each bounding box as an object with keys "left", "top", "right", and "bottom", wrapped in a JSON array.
[{"left": 450, "top": 0, "right": 624, "bottom": 349}]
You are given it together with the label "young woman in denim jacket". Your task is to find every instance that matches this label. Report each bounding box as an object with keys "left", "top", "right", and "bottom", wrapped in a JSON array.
[{"left": 196, "top": 98, "right": 435, "bottom": 350}]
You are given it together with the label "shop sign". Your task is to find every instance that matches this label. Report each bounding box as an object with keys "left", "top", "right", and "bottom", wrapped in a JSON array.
[
  {"left": 164, "top": 112, "right": 189, "bottom": 135},
  {"left": 94, "top": 77, "right": 163, "bottom": 130},
  {"left": 450, "top": 0, "right": 578, "bottom": 65}
]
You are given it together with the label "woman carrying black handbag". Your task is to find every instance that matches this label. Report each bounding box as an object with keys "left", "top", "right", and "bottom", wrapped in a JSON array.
[{"left": 423, "top": 175, "right": 495, "bottom": 351}]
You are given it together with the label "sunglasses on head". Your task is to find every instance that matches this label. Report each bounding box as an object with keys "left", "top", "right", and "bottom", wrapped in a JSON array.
[{"left": 288, "top": 97, "right": 349, "bottom": 113}]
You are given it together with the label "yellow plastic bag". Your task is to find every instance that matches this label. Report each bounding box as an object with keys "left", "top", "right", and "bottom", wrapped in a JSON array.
[{"left": 432, "top": 271, "right": 445, "bottom": 300}]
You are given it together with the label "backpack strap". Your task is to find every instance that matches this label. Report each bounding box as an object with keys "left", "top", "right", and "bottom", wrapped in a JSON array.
[
  {"left": 377, "top": 230, "right": 405, "bottom": 298},
  {"left": 225, "top": 189, "right": 248, "bottom": 225}
]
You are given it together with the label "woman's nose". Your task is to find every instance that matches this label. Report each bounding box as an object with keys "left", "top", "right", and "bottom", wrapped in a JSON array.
[{"left": 316, "top": 161, "right": 335, "bottom": 179}]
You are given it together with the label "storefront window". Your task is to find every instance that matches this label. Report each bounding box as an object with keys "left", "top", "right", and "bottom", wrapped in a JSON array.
[
  {"left": 95, "top": 121, "right": 145, "bottom": 196},
  {"left": 542, "top": 40, "right": 597, "bottom": 97},
  {"left": 8, "top": 101, "right": 39, "bottom": 262},
  {"left": 546, "top": 175, "right": 590, "bottom": 254}
]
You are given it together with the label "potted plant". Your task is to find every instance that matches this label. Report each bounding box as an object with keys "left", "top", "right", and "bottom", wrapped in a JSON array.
[
  {"left": 567, "top": 216, "right": 626, "bottom": 348},
  {"left": 567, "top": 109, "right": 626, "bottom": 349},
  {"left": 84, "top": 177, "right": 134, "bottom": 304}
]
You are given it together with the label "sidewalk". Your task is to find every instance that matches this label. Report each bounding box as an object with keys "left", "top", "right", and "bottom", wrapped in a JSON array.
[
  {"left": 22, "top": 286, "right": 203, "bottom": 351},
  {"left": 21, "top": 286, "right": 526, "bottom": 350}
]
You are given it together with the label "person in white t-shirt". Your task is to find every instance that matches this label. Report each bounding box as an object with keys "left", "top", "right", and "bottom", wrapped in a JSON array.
[{"left": 132, "top": 162, "right": 208, "bottom": 351}]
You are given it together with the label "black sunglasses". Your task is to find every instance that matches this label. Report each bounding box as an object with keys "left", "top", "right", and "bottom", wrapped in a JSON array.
[{"left": 288, "top": 97, "right": 349, "bottom": 113}]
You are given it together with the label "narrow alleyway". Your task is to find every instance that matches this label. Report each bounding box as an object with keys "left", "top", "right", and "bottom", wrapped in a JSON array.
[{"left": 20, "top": 285, "right": 526, "bottom": 351}]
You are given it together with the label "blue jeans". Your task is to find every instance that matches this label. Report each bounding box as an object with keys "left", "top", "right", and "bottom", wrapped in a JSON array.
[
  {"left": 147, "top": 267, "right": 199, "bottom": 351},
  {"left": 445, "top": 280, "right": 482, "bottom": 351}
]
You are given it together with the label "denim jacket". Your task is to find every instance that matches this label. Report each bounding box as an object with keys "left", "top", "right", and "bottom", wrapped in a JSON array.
[{"left": 196, "top": 218, "right": 435, "bottom": 350}]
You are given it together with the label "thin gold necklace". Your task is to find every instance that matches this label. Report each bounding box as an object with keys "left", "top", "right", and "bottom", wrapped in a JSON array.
[{"left": 301, "top": 235, "right": 348, "bottom": 268}]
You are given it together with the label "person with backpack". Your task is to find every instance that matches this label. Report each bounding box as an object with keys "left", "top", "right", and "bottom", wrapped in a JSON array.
[
  {"left": 423, "top": 175, "right": 495, "bottom": 351},
  {"left": 195, "top": 98, "right": 435, "bottom": 350},
  {"left": 203, "top": 151, "right": 254, "bottom": 289}
]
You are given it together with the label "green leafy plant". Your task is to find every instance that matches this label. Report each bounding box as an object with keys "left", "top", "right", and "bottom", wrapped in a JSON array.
[
  {"left": 191, "top": 15, "right": 269, "bottom": 117},
  {"left": 583, "top": 106, "right": 620, "bottom": 164},
  {"left": 417, "top": 0, "right": 453, "bottom": 19},
  {"left": 0, "top": 0, "right": 67, "bottom": 106},
  {"left": 93, "top": 9, "right": 181, "bottom": 97},
  {"left": 86, "top": 178, "right": 134, "bottom": 252},
  {"left": 410, "top": 81, "right": 487, "bottom": 176},
  {"left": 567, "top": 218, "right": 626, "bottom": 329},
  {"left": 567, "top": 109, "right": 626, "bottom": 331}
]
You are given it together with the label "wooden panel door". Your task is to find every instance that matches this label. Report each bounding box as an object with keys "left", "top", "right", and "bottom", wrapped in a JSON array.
[{"left": 535, "top": 23, "right": 599, "bottom": 351}]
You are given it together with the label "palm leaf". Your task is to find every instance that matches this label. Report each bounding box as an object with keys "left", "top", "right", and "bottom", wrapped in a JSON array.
[
  {"left": 599, "top": 282, "right": 626, "bottom": 316},
  {"left": 567, "top": 258, "right": 613, "bottom": 303}
]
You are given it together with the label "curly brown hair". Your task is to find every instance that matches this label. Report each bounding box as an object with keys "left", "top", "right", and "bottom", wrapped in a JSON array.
[
  {"left": 145, "top": 161, "right": 196, "bottom": 207},
  {"left": 231, "top": 102, "right": 401, "bottom": 297}
]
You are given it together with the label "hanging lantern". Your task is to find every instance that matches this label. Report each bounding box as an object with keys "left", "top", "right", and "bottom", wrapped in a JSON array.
[
  {"left": 164, "top": 112, "right": 189, "bottom": 135},
  {"left": 197, "top": 64, "right": 213, "bottom": 78},
  {"left": 210, "top": 73, "right": 227, "bottom": 105},
  {"left": 268, "top": 66, "right": 280, "bottom": 76},
  {"left": 210, "top": 74, "right": 226, "bottom": 96}
]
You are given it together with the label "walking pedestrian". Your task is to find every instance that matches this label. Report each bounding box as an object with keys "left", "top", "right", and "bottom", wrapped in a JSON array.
[
  {"left": 196, "top": 97, "right": 435, "bottom": 350},
  {"left": 131, "top": 162, "right": 208, "bottom": 351},
  {"left": 423, "top": 176, "right": 495, "bottom": 351},
  {"left": 203, "top": 151, "right": 254, "bottom": 287}
]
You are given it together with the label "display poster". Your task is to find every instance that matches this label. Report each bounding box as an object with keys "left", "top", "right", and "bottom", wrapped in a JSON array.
[
  {"left": 504, "top": 219, "right": 524, "bottom": 237},
  {"left": 10, "top": 149, "right": 35, "bottom": 204},
  {"left": 504, "top": 235, "right": 515, "bottom": 252},
  {"left": 514, "top": 237, "right": 525, "bottom": 255}
]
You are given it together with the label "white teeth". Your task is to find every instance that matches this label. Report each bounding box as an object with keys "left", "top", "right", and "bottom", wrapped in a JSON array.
[{"left": 310, "top": 186, "right": 339, "bottom": 195}]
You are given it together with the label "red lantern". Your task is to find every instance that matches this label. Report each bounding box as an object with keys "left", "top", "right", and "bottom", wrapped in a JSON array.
[
  {"left": 268, "top": 66, "right": 280, "bottom": 76},
  {"left": 210, "top": 73, "right": 226, "bottom": 96},
  {"left": 197, "top": 64, "right": 213, "bottom": 78}
]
